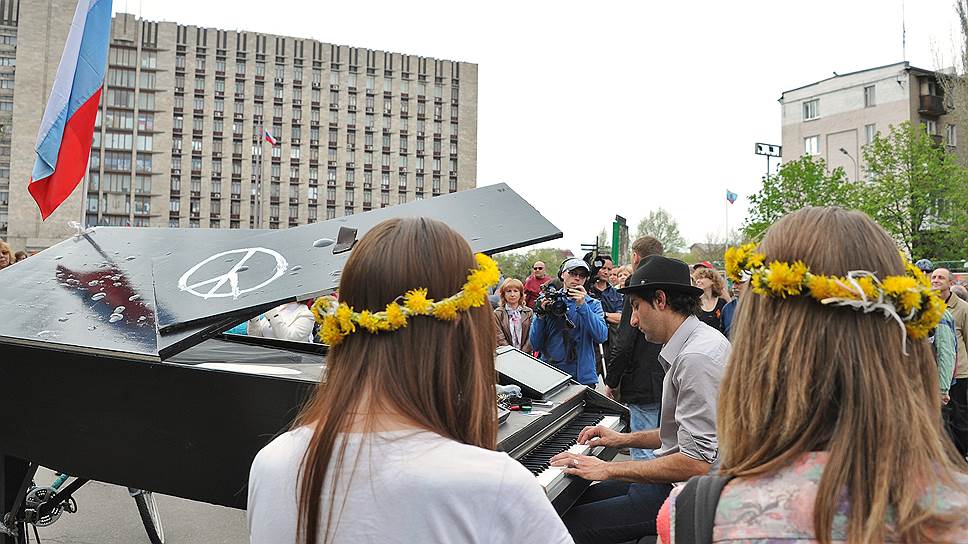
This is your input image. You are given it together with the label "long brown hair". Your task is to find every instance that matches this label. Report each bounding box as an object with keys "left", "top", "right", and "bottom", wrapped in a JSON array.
[
  {"left": 292, "top": 218, "right": 497, "bottom": 544},
  {"left": 718, "top": 207, "right": 966, "bottom": 543}
]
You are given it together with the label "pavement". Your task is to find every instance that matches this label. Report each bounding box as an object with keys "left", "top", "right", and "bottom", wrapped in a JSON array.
[{"left": 31, "top": 468, "right": 248, "bottom": 544}]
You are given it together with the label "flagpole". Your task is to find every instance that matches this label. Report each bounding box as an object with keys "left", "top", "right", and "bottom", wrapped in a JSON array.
[{"left": 257, "top": 129, "right": 264, "bottom": 229}]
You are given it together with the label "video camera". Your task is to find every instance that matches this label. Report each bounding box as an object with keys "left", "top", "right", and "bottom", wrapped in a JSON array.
[{"left": 534, "top": 282, "right": 575, "bottom": 328}]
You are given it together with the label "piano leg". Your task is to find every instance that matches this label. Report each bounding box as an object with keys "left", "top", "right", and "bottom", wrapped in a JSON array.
[{"left": 0, "top": 454, "right": 30, "bottom": 544}]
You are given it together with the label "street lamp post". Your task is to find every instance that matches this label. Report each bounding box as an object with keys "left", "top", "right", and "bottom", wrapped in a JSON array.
[{"left": 839, "top": 147, "right": 858, "bottom": 181}]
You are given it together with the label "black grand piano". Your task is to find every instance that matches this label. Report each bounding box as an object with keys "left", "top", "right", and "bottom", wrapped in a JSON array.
[{"left": 0, "top": 184, "right": 628, "bottom": 540}]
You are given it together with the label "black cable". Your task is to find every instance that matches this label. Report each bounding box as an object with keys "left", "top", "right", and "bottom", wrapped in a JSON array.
[{"left": 31, "top": 524, "right": 39, "bottom": 544}]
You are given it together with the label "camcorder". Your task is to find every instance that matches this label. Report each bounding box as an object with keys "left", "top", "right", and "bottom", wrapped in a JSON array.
[{"left": 535, "top": 282, "right": 575, "bottom": 328}]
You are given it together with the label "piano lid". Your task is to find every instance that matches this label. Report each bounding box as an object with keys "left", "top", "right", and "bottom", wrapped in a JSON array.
[
  {"left": 0, "top": 227, "right": 265, "bottom": 359},
  {"left": 152, "top": 184, "right": 560, "bottom": 333},
  {"left": 0, "top": 184, "right": 561, "bottom": 360}
]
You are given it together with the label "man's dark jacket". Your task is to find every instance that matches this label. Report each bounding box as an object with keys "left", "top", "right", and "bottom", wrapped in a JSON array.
[{"left": 605, "top": 267, "right": 665, "bottom": 405}]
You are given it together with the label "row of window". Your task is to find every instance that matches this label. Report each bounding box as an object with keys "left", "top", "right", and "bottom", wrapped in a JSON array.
[
  {"left": 176, "top": 54, "right": 457, "bottom": 93},
  {"left": 802, "top": 123, "right": 958, "bottom": 155}
]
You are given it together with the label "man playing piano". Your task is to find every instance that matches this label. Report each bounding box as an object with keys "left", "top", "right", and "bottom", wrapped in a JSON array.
[{"left": 550, "top": 255, "right": 730, "bottom": 544}]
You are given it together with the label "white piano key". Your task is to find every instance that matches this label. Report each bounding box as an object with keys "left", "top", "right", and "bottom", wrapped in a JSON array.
[{"left": 535, "top": 414, "right": 624, "bottom": 490}]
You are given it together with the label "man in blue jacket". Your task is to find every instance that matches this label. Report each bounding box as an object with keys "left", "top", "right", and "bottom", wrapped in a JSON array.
[{"left": 530, "top": 258, "right": 609, "bottom": 385}]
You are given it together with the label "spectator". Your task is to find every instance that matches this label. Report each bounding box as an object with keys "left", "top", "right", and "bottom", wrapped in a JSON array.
[
  {"left": 607, "top": 267, "right": 620, "bottom": 288},
  {"left": 658, "top": 207, "right": 968, "bottom": 543},
  {"left": 530, "top": 258, "right": 608, "bottom": 385},
  {"left": 553, "top": 255, "right": 728, "bottom": 543},
  {"left": 693, "top": 267, "right": 728, "bottom": 333},
  {"left": 247, "top": 301, "right": 316, "bottom": 342},
  {"left": 0, "top": 240, "right": 12, "bottom": 270},
  {"left": 720, "top": 278, "right": 746, "bottom": 339},
  {"left": 953, "top": 283, "right": 968, "bottom": 303},
  {"left": 586, "top": 254, "right": 624, "bottom": 378},
  {"left": 522, "top": 260, "right": 552, "bottom": 308},
  {"left": 494, "top": 278, "right": 534, "bottom": 352},
  {"left": 615, "top": 264, "right": 632, "bottom": 288},
  {"left": 932, "top": 267, "right": 968, "bottom": 458},
  {"left": 606, "top": 236, "right": 665, "bottom": 460},
  {"left": 247, "top": 218, "right": 571, "bottom": 544},
  {"left": 915, "top": 260, "right": 957, "bottom": 409},
  {"left": 14, "top": 250, "right": 27, "bottom": 262}
]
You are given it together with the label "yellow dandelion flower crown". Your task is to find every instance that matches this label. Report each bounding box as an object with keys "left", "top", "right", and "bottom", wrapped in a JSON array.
[
  {"left": 310, "top": 253, "right": 501, "bottom": 346},
  {"left": 724, "top": 243, "right": 945, "bottom": 349}
]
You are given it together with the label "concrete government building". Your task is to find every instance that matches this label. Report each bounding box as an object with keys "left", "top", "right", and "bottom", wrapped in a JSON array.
[{"left": 0, "top": 0, "right": 478, "bottom": 251}]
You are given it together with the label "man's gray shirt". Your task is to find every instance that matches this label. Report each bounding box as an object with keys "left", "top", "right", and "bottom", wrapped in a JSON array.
[{"left": 653, "top": 315, "right": 730, "bottom": 463}]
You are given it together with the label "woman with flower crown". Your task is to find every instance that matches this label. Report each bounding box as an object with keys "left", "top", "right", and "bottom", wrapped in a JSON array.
[
  {"left": 657, "top": 207, "right": 968, "bottom": 543},
  {"left": 247, "top": 217, "right": 573, "bottom": 544}
]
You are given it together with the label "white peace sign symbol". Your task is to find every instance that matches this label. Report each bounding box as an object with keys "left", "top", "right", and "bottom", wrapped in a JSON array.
[{"left": 178, "top": 247, "right": 288, "bottom": 300}]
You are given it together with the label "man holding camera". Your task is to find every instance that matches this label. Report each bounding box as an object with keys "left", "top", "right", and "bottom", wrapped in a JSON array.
[{"left": 530, "top": 258, "right": 609, "bottom": 386}]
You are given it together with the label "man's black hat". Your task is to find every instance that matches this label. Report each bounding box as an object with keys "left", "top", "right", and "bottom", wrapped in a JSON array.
[{"left": 618, "top": 255, "right": 703, "bottom": 297}]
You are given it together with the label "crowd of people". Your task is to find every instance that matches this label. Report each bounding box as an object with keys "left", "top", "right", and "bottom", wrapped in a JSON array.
[
  {"left": 5, "top": 212, "right": 968, "bottom": 543},
  {"left": 0, "top": 240, "right": 27, "bottom": 270}
]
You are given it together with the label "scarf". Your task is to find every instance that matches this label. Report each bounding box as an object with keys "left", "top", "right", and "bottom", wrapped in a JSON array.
[{"left": 505, "top": 305, "right": 524, "bottom": 349}]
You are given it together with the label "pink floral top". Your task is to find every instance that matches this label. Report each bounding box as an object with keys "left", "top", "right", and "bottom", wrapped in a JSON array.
[{"left": 661, "top": 452, "right": 968, "bottom": 543}]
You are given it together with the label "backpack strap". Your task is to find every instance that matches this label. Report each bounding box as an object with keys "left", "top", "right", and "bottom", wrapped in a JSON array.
[{"left": 673, "top": 474, "right": 733, "bottom": 544}]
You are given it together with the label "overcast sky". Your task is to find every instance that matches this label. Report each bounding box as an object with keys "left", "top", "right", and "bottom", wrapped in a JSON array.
[{"left": 117, "top": 0, "right": 961, "bottom": 254}]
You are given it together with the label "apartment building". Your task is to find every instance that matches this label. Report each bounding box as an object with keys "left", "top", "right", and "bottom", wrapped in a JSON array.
[
  {"left": 779, "top": 61, "right": 957, "bottom": 178},
  {"left": 4, "top": 0, "right": 478, "bottom": 251}
]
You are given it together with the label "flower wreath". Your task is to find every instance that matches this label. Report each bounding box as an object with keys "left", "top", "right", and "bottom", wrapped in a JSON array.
[
  {"left": 311, "top": 253, "right": 501, "bottom": 346},
  {"left": 724, "top": 243, "right": 945, "bottom": 344}
]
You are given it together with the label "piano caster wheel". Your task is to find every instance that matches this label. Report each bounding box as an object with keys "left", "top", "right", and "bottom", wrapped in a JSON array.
[{"left": 24, "top": 486, "right": 63, "bottom": 527}]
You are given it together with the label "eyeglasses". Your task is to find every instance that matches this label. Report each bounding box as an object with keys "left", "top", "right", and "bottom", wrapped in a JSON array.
[{"left": 533, "top": 266, "right": 544, "bottom": 270}]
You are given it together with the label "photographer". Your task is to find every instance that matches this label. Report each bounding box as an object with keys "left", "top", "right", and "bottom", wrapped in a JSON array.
[
  {"left": 530, "top": 258, "right": 608, "bottom": 386},
  {"left": 585, "top": 254, "right": 624, "bottom": 377}
]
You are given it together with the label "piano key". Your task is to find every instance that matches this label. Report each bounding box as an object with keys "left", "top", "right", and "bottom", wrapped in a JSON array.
[{"left": 533, "top": 415, "right": 622, "bottom": 490}]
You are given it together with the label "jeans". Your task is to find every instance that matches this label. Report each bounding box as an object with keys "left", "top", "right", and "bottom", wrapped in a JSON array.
[
  {"left": 948, "top": 378, "right": 968, "bottom": 458},
  {"left": 563, "top": 480, "right": 672, "bottom": 544},
  {"left": 628, "top": 402, "right": 661, "bottom": 460}
]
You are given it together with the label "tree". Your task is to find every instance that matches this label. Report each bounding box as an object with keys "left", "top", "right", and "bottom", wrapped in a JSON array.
[
  {"left": 636, "top": 208, "right": 686, "bottom": 253},
  {"left": 742, "top": 155, "right": 857, "bottom": 240},
  {"left": 492, "top": 247, "right": 573, "bottom": 283},
  {"left": 858, "top": 121, "right": 968, "bottom": 258}
]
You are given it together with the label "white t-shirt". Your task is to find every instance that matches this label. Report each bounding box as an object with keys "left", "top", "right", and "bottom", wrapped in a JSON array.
[{"left": 248, "top": 427, "right": 574, "bottom": 544}]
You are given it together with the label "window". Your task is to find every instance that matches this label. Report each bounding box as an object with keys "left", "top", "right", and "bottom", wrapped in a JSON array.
[
  {"left": 803, "top": 99, "right": 819, "bottom": 120},
  {"left": 865, "top": 124, "right": 877, "bottom": 145},
  {"left": 947, "top": 124, "right": 957, "bottom": 146},
  {"left": 863, "top": 85, "right": 875, "bottom": 108},
  {"left": 804, "top": 135, "right": 820, "bottom": 155},
  {"left": 924, "top": 119, "right": 938, "bottom": 135}
]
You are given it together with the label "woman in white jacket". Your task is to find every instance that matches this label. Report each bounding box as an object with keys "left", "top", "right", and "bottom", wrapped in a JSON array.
[{"left": 247, "top": 301, "right": 316, "bottom": 342}]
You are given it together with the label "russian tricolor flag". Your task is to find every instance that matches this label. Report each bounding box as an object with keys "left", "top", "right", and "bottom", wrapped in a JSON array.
[
  {"left": 263, "top": 128, "right": 278, "bottom": 146},
  {"left": 28, "top": 0, "right": 112, "bottom": 220}
]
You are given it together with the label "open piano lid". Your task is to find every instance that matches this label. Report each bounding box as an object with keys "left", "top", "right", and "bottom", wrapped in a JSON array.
[
  {"left": 151, "top": 183, "right": 558, "bottom": 335},
  {"left": 0, "top": 184, "right": 561, "bottom": 361}
]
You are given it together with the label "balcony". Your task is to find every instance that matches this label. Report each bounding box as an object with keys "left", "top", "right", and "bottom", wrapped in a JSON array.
[{"left": 919, "top": 95, "right": 945, "bottom": 116}]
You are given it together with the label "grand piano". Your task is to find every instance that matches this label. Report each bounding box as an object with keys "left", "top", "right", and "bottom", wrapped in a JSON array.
[{"left": 0, "top": 184, "right": 628, "bottom": 540}]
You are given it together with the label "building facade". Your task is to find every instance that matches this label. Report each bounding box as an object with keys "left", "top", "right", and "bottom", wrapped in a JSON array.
[
  {"left": 779, "top": 61, "right": 958, "bottom": 179},
  {"left": 4, "top": 0, "right": 478, "bottom": 251}
]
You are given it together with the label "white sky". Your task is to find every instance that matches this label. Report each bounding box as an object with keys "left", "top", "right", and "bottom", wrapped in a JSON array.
[{"left": 117, "top": 0, "right": 961, "bottom": 254}]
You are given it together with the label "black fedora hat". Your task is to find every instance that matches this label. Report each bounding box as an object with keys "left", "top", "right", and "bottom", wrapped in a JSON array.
[{"left": 618, "top": 255, "right": 703, "bottom": 297}]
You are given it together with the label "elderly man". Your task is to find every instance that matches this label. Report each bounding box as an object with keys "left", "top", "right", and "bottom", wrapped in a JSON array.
[
  {"left": 933, "top": 268, "right": 968, "bottom": 458},
  {"left": 552, "top": 256, "right": 730, "bottom": 544},
  {"left": 523, "top": 260, "right": 552, "bottom": 309}
]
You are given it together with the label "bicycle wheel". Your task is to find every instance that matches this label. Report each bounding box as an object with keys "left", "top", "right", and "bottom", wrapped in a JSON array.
[{"left": 133, "top": 491, "right": 165, "bottom": 544}]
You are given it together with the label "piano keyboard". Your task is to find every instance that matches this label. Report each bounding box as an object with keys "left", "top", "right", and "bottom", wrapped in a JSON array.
[{"left": 515, "top": 414, "right": 622, "bottom": 490}]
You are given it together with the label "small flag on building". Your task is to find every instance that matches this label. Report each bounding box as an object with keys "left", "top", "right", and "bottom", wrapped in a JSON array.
[
  {"left": 264, "top": 128, "right": 278, "bottom": 146},
  {"left": 28, "top": 0, "right": 113, "bottom": 220},
  {"left": 726, "top": 190, "right": 739, "bottom": 204}
]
